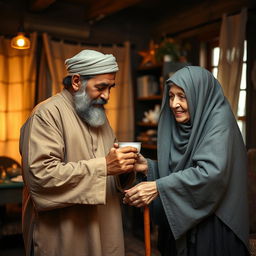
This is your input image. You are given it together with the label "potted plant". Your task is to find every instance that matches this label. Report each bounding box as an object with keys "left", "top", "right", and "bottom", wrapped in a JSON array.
[{"left": 155, "top": 38, "right": 181, "bottom": 63}]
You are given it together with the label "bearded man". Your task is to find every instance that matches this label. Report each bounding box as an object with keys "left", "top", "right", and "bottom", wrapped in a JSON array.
[{"left": 19, "top": 50, "right": 138, "bottom": 256}]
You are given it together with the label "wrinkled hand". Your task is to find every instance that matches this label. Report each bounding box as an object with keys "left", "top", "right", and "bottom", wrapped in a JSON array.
[
  {"left": 123, "top": 181, "right": 158, "bottom": 207},
  {"left": 134, "top": 153, "right": 148, "bottom": 174},
  {"left": 106, "top": 143, "right": 138, "bottom": 175}
]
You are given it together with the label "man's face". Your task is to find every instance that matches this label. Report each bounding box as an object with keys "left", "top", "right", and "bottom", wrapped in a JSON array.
[
  {"left": 85, "top": 73, "right": 116, "bottom": 103},
  {"left": 73, "top": 73, "right": 116, "bottom": 127}
]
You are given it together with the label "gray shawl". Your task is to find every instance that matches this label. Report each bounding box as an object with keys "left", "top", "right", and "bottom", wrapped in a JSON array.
[{"left": 147, "top": 66, "right": 249, "bottom": 251}]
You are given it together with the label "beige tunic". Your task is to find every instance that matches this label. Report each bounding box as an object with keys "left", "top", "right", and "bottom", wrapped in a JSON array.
[{"left": 19, "top": 89, "right": 129, "bottom": 256}]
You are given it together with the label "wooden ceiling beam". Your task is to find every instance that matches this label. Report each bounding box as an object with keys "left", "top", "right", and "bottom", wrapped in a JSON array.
[
  {"left": 153, "top": 0, "right": 248, "bottom": 38},
  {"left": 84, "top": 0, "right": 143, "bottom": 21},
  {"left": 30, "top": 0, "right": 56, "bottom": 12}
]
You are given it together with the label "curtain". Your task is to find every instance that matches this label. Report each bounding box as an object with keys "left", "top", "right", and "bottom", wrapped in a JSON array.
[
  {"left": 0, "top": 33, "right": 37, "bottom": 163},
  {"left": 103, "top": 42, "right": 134, "bottom": 141},
  {"left": 217, "top": 8, "right": 247, "bottom": 116},
  {"left": 246, "top": 13, "right": 256, "bottom": 149},
  {"left": 39, "top": 33, "right": 134, "bottom": 141}
]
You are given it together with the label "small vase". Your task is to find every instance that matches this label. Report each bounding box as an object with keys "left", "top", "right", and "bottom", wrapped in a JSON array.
[{"left": 164, "top": 54, "right": 172, "bottom": 62}]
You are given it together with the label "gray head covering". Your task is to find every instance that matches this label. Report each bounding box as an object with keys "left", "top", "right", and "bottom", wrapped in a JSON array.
[
  {"left": 152, "top": 66, "right": 248, "bottom": 250},
  {"left": 65, "top": 50, "right": 119, "bottom": 75}
]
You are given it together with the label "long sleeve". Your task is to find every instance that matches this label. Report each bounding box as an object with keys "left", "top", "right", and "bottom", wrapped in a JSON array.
[
  {"left": 21, "top": 111, "right": 108, "bottom": 211},
  {"left": 147, "top": 159, "right": 159, "bottom": 181},
  {"left": 156, "top": 122, "right": 247, "bottom": 240}
]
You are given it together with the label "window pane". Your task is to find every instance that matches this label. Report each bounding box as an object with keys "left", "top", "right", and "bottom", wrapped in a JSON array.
[
  {"left": 212, "top": 67, "right": 218, "bottom": 78},
  {"left": 237, "top": 90, "right": 246, "bottom": 116},
  {"left": 240, "top": 63, "right": 246, "bottom": 90},
  {"left": 237, "top": 120, "right": 246, "bottom": 143},
  {"left": 243, "top": 40, "right": 247, "bottom": 62},
  {"left": 212, "top": 47, "right": 220, "bottom": 66}
]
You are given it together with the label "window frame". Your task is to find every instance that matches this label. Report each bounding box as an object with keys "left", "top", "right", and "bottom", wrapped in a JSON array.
[{"left": 205, "top": 39, "right": 247, "bottom": 139}]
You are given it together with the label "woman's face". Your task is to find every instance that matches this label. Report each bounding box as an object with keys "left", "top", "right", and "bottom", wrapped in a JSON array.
[{"left": 169, "top": 84, "right": 190, "bottom": 123}]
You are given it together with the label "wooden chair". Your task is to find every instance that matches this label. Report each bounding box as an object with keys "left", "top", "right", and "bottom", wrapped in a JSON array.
[{"left": 0, "top": 156, "right": 22, "bottom": 238}]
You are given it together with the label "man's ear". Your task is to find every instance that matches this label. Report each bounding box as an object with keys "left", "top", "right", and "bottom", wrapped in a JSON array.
[{"left": 71, "top": 74, "right": 81, "bottom": 92}]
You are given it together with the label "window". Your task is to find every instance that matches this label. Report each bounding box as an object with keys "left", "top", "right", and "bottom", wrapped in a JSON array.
[{"left": 209, "top": 41, "right": 247, "bottom": 141}]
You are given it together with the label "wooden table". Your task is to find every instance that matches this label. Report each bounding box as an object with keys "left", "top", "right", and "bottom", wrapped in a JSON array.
[
  {"left": 0, "top": 180, "right": 23, "bottom": 205},
  {"left": 0, "top": 180, "right": 23, "bottom": 236}
]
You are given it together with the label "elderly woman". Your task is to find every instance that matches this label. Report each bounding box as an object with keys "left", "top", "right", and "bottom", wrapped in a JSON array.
[{"left": 124, "top": 66, "right": 249, "bottom": 256}]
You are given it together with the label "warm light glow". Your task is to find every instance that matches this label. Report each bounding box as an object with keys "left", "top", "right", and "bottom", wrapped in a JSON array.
[
  {"left": 11, "top": 32, "right": 30, "bottom": 50},
  {"left": 17, "top": 38, "right": 25, "bottom": 47}
]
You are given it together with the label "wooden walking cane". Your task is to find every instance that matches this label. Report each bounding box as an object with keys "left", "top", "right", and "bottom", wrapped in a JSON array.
[{"left": 144, "top": 205, "right": 151, "bottom": 256}]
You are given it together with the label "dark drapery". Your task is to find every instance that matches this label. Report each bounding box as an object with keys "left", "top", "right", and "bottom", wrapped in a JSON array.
[{"left": 246, "top": 11, "right": 256, "bottom": 149}]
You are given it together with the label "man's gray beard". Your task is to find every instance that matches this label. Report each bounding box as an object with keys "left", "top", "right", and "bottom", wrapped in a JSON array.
[{"left": 73, "top": 80, "right": 107, "bottom": 127}]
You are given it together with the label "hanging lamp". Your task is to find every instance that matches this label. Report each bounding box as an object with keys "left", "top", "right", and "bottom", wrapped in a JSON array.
[{"left": 11, "top": 24, "right": 30, "bottom": 50}]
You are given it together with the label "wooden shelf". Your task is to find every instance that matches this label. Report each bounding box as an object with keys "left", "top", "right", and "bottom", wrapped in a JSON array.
[
  {"left": 137, "top": 95, "right": 162, "bottom": 101},
  {"left": 135, "top": 63, "right": 163, "bottom": 159},
  {"left": 137, "top": 122, "right": 158, "bottom": 127},
  {"left": 137, "top": 64, "right": 162, "bottom": 71}
]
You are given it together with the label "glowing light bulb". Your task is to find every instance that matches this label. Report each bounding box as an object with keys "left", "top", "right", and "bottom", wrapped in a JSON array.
[
  {"left": 11, "top": 32, "right": 30, "bottom": 50},
  {"left": 17, "top": 38, "right": 25, "bottom": 47}
]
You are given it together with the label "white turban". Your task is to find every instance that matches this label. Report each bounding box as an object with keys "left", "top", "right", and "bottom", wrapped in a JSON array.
[{"left": 65, "top": 50, "right": 119, "bottom": 76}]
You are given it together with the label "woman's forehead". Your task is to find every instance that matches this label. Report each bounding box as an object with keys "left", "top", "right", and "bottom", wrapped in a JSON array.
[{"left": 169, "top": 83, "right": 185, "bottom": 93}]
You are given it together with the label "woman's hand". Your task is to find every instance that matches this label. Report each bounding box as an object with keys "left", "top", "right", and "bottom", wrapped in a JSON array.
[
  {"left": 123, "top": 181, "right": 158, "bottom": 207},
  {"left": 134, "top": 153, "right": 148, "bottom": 175}
]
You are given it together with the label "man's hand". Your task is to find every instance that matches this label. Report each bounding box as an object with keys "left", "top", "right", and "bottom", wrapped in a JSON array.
[
  {"left": 123, "top": 181, "right": 158, "bottom": 207},
  {"left": 106, "top": 143, "right": 138, "bottom": 175}
]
